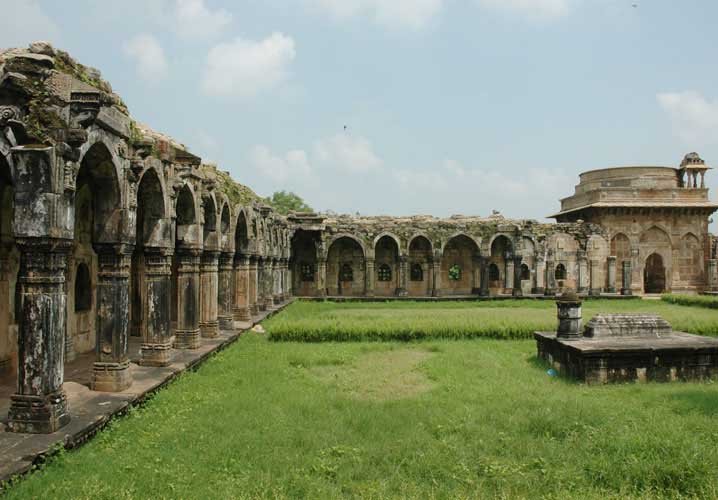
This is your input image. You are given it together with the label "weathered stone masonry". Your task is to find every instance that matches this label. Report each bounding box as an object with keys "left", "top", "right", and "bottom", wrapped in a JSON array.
[{"left": 0, "top": 42, "right": 716, "bottom": 434}]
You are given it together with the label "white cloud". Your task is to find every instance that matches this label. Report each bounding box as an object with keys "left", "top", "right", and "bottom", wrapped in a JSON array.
[
  {"left": 314, "top": 0, "right": 444, "bottom": 30},
  {"left": 477, "top": 0, "right": 573, "bottom": 19},
  {"left": 314, "top": 133, "right": 383, "bottom": 173},
  {"left": 0, "top": 0, "right": 60, "bottom": 48},
  {"left": 122, "top": 34, "right": 169, "bottom": 83},
  {"left": 657, "top": 91, "right": 718, "bottom": 144},
  {"left": 250, "top": 145, "right": 315, "bottom": 184},
  {"left": 201, "top": 33, "right": 296, "bottom": 99},
  {"left": 173, "top": 0, "right": 232, "bottom": 39}
]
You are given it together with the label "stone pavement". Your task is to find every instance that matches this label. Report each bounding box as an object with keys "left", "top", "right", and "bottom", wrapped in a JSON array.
[{"left": 0, "top": 301, "right": 291, "bottom": 484}]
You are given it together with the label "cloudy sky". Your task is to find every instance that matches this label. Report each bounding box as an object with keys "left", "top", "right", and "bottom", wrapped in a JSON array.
[{"left": 2, "top": 0, "right": 717, "bottom": 229}]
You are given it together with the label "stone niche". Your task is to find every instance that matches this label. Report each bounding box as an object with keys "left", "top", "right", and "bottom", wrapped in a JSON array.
[{"left": 535, "top": 302, "right": 718, "bottom": 384}]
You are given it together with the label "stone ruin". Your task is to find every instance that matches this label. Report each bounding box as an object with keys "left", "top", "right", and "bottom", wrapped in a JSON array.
[{"left": 535, "top": 297, "right": 718, "bottom": 384}]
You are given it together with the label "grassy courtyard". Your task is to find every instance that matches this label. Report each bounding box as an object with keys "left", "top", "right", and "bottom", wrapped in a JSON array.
[
  {"left": 264, "top": 298, "right": 718, "bottom": 341},
  {"left": 6, "top": 300, "right": 718, "bottom": 499}
]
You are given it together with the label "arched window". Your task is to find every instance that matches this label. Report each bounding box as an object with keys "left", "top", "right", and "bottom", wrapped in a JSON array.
[
  {"left": 75, "top": 263, "right": 91, "bottom": 312},
  {"left": 378, "top": 264, "right": 392, "bottom": 281},
  {"left": 340, "top": 263, "right": 353, "bottom": 282},
  {"left": 488, "top": 263, "right": 500, "bottom": 281},
  {"left": 555, "top": 263, "right": 567, "bottom": 280},
  {"left": 300, "top": 262, "right": 315, "bottom": 282},
  {"left": 448, "top": 264, "right": 461, "bottom": 281},
  {"left": 410, "top": 263, "right": 423, "bottom": 281},
  {"left": 520, "top": 263, "right": 530, "bottom": 280}
]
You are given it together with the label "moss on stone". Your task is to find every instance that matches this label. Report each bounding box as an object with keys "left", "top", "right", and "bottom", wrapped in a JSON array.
[{"left": 214, "top": 168, "right": 268, "bottom": 208}]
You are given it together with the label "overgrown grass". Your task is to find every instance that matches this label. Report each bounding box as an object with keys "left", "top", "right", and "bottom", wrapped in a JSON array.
[
  {"left": 662, "top": 293, "right": 718, "bottom": 309},
  {"left": 7, "top": 334, "right": 718, "bottom": 499},
  {"left": 265, "top": 299, "right": 718, "bottom": 342}
]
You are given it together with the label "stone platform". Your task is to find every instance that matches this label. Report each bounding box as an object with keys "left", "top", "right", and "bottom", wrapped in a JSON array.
[
  {"left": 0, "top": 301, "right": 292, "bottom": 486},
  {"left": 535, "top": 329, "right": 718, "bottom": 384}
]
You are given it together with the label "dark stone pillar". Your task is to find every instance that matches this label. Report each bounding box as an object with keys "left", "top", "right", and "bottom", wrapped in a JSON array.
[
  {"left": 257, "top": 258, "right": 267, "bottom": 311},
  {"left": 545, "top": 257, "right": 556, "bottom": 296},
  {"left": 173, "top": 248, "right": 201, "bottom": 349},
  {"left": 396, "top": 256, "right": 408, "bottom": 296},
  {"left": 365, "top": 258, "right": 375, "bottom": 297},
  {"left": 272, "top": 259, "right": 281, "bottom": 304},
  {"left": 556, "top": 292, "right": 582, "bottom": 340},
  {"left": 249, "top": 257, "right": 260, "bottom": 315},
  {"left": 512, "top": 255, "right": 523, "bottom": 297},
  {"left": 92, "top": 244, "right": 132, "bottom": 392},
  {"left": 431, "top": 259, "right": 442, "bottom": 297},
  {"left": 317, "top": 258, "right": 327, "bottom": 297},
  {"left": 217, "top": 252, "right": 234, "bottom": 330},
  {"left": 8, "top": 239, "right": 72, "bottom": 433},
  {"left": 199, "top": 251, "right": 219, "bottom": 339},
  {"left": 621, "top": 261, "right": 633, "bottom": 296},
  {"left": 140, "top": 247, "right": 173, "bottom": 367},
  {"left": 479, "top": 257, "right": 490, "bottom": 297},
  {"left": 233, "top": 255, "right": 251, "bottom": 321}
]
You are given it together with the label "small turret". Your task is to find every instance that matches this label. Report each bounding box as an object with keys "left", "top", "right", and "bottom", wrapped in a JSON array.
[{"left": 678, "top": 152, "right": 711, "bottom": 188}]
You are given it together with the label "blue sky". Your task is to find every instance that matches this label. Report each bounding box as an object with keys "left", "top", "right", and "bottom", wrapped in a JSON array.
[{"left": 2, "top": 0, "right": 717, "bottom": 230}]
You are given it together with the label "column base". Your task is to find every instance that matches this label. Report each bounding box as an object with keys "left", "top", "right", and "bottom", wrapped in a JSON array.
[
  {"left": 200, "top": 322, "right": 220, "bottom": 339},
  {"left": 532, "top": 287, "right": 544, "bottom": 295},
  {"left": 258, "top": 301, "right": 268, "bottom": 312},
  {"left": 233, "top": 307, "right": 252, "bottom": 321},
  {"left": 273, "top": 295, "right": 281, "bottom": 305},
  {"left": 251, "top": 304, "right": 260, "bottom": 315},
  {"left": 606, "top": 287, "right": 617, "bottom": 294},
  {"left": 8, "top": 390, "right": 70, "bottom": 434},
  {"left": 589, "top": 288, "right": 602, "bottom": 296},
  {"left": 218, "top": 315, "right": 234, "bottom": 330},
  {"left": 545, "top": 289, "right": 556, "bottom": 296},
  {"left": 431, "top": 289, "right": 441, "bottom": 297},
  {"left": 512, "top": 289, "right": 522, "bottom": 297},
  {"left": 620, "top": 288, "right": 633, "bottom": 296},
  {"left": 140, "top": 342, "right": 173, "bottom": 367},
  {"left": 174, "top": 329, "right": 201, "bottom": 349},
  {"left": 578, "top": 287, "right": 589, "bottom": 295},
  {"left": 91, "top": 360, "right": 132, "bottom": 392}
]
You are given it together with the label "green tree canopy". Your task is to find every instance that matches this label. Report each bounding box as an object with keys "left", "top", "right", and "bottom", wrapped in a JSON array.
[{"left": 266, "top": 190, "right": 313, "bottom": 215}]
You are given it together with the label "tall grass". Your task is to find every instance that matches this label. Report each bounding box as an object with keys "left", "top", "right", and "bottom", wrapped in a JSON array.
[
  {"left": 265, "top": 299, "right": 718, "bottom": 342},
  {"left": 662, "top": 293, "right": 718, "bottom": 310}
]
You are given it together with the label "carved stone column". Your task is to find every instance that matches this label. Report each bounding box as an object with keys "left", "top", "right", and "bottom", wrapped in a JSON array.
[
  {"left": 217, "top": 252, "right": 234, "bottom": 330},
  {"left": 365, "top": 258, "right": 375, "bottom": 297},
  {"left": 140, "top": 247, "right": 173, "bottom": 366},
  {"left": 174, "top": 247, "right": 201, "bottom": 349},
  {"left": 544, "top": 256, "right": 556, "bottom": 296},
  {"left": 534, "top": 256, "right": 545, "bottom": 295},
  {"left": 92, "top": 244, "right": 133, "bottom": 392},
  {"left": 8, "top": 239, "right": 72, "bottom": 433},
  {"left": 272, "top": 259, "right": 281, "bottom": 304},
  {"left": 249, "top": 257, "right": 259, "bottom": 315},
  {"left": 708, "top": 259, "right": 718, "bottom": 292},
  {"left": 257, "top": 258, "right": 267, "bottom": 311},
  {"left": 479, "top": 256, "right": 489, "bottom": 297},
  {"left": 472, "top": 255, "right": 482, "bottom": 295},
  {"left": 431, "top": 258, "right": 442, "bottom": 297},
  {"left": 577, "top": 252, "right": 589, "bottom": 295},
  {"left": 504, "top": 252, "right": 514, "bottom": 294},
  {"left": 233, "top": 255, "right": 251, "bottom": 321},
  {"left": 512, "top": 255, "right": 523, "bottom": 297},
  {"left": 607, "top": 256, "right": 617, "bottom": 293},
  {"left": 265, "top": 259, "right": 275, "bottom": 308},
  {"left": 589, "top": 260, "right": 601, "bottom": 296},
  {"left": 397, "top": 256, "right": 408, "bottom": 296},
  {"left": 621, "top": 261, "right": 633, "bottom": 296},
  {"left": 199, "top": 251, "right": 219, "bottom": 339},
  {"left": 317, "top": 258, "right": 327, "bottom": 297}
]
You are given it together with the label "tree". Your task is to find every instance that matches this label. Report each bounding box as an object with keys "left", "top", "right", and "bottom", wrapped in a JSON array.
[{"left": 266, "top": 190, "right": 313, "bottom": 215}]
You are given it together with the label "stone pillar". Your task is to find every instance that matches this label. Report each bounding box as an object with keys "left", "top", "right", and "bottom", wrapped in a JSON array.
[
  {"left": 397, "top": 256, "right": 408, "bottom": 296},
  {"left": 607, "top": 256, "right": 617, "bottom": 293},
  {"left": 512, "top": 255, "right": 523, "bottom": 297},
  {"left": 472, "top": 256, "right": 482, "bottom": 295},
  {"left": 265, "top": 259, "right": 275, "bottom": 308},
  {"left": 273, "top": 260, "right": 281, "bottom": 304},
  {"left": 708, "top": 259, "right": 718, "bottom": 292},
  {"left": 173, "top": 248, "right": 201, "bottom": 349},
  {"left": 8, "top": 239, "right": 72, "bottom": 433},
  {"left": 544, "top": 257, "right": 555, "bottom": 296},
  {"left": 621, "top": 261, "right": 633, "bottom": 296},
  {"left": 556, "top": 292, "right": 582, "bottom": 340},
  {"left": 92, "top": 244, "right": 132, "bottom": 392},
  {"left": 577, "top": 253, "right": 589, "bottom": 295},
  {"left": 217, "top": 252, "right": 234, "bottom": 330},
  {"left": 249, "top": 257, "right": 259, "bottom": 315},
  {"left": 479, "top": 257, "right": 489, "bottom": 297},
  {"left": 233, "top": 255, "right": 251, "bottom": 321},
  {"left": 365, "top": 258, "right": 375, "bottom": 297},
  {"left": 589, "top": 260, "right": 601, "bottom": 296},
  {"left": 504, "top": 253, "right": 514, "bottom": 294},
  {"left": 257, "top": 258, "right": 267, "bottom": 312},
  {"left": 318, "top": 258, "right": 327, "bottom": 297},
  {"left": 199, "top": 251, "right": 219, "bottom": 339},
  {"left": 431, "top": 259, "right": 442, "bottom": 297},
  {"left": 140, "top": 247, "right": 173, "bottom": 367}
]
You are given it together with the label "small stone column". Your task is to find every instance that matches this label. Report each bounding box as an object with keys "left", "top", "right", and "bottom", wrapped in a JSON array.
[
  {"left": 577, "top": 253, "right": 589, "bottom": 295},
  {"left": 257, "top": 258, "right": 267, "bottom": 311},
  {"left": 504, "top": 253, "right": 514, "bottom": 294},
  {"left": 217, "top": 252, "right": 234, "bottom": 330},
  {"left": 140, "top": 247, "right": 173, "bottom": 366},
  {"left": 621, "top": 261, "right": 633, "bottom": 296},
  {"left": 544, "top": 258, "right": 556, "bottom": 296},
  {"left": 249, "top": 257, "right": 259, "bottom": 315},
  {"left": 589, "top": 260, "right": 601, "bottom": 296},
  {"left": 397, "top": 256, "right": 408, "bottom": 296},
  {"left": 534, "top": 257, "right": 545, "bottom": 295},
  {"left": 556, "top": 291, "right": 582, "bottom": 340},
  {"left": 92, "top": 244, "right": 133, "bottom": 392},
  {"left": 318, "top": 258, "right": 327, "bottom": 297},
  {"left": 365, "top": 258, "right": 375, "bottom": 296},
  {"left": 273, "top": 259, "right": 281, "bottom": 304},
  {"left": 707, "top": 259, "right": 718, "bottom": 292},
  {"left": 174, "top": 248, "right": 201, "bottom": 349},
  {"left": 199, "top": 251, "right": 219, "bottom": 339},
  {"left": 8, "top": 239, "right": 72, "bottom": 433},
  {"left": 265, "top": 260, "right": 275, "bottom": 308},
  {"left": 479, "top": 256, "right": 489, "bottom": 297},
  {"left": 431, "top": 259, "right": 442, "bottom": 297},
  {"left": 471, "top": 256, "right": 482, "bottom": 295},
  {"left": 512, "top": 255, "right": 523, "bottom": 297},
  {"left": 607, "top": 256, "right": 617, "bottom": 293},
  {"left": 233, "top": 255, "right": 251, "bottom": 321}
]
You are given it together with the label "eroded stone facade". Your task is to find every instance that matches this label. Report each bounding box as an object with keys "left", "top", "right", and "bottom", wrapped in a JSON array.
[{"left": 0, "top": 42, "right": 716, "bottom": 433}]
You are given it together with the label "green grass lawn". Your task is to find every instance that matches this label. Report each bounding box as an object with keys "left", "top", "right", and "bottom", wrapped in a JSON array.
[
  {"left": 6, "top": 301, "right": 718, "bottom": 499},
  {"left": 264, "top": 299, "right": 718, "bottom": 341}
]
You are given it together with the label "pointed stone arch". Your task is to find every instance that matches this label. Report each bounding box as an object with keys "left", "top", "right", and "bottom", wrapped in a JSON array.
[
  {"left": 408, "top": 234, "right": 433, "bottom": 296},
  {"left": 442, "top": 234, "right": 480, "bottom": 295},
  {"left": 374, "top": 234, "right": 400, "bottom": 296},
  {"left": 326, "top": 235, "right": 365, "bottom": 296}
]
